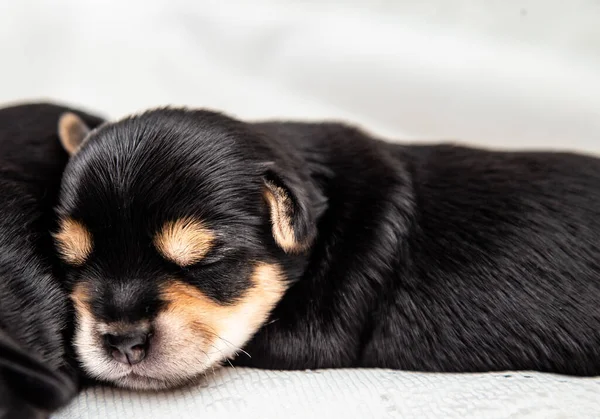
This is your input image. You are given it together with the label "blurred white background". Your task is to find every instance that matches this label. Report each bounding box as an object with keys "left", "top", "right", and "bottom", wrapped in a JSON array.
[{"left": 1, "top": 0, "right": 599, "bottom": 151}]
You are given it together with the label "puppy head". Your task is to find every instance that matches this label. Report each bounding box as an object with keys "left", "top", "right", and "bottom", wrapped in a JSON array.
[{"left": 54, "top": 109, "right": 325, "bottom": 390}]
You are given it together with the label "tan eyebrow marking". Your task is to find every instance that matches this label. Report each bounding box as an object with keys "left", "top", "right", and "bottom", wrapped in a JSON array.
[
  {"left": 54, "top": 217, "right": 93, "bottom": 265},
  {"left": 154, "top": 218, "right": 215, "bottom": 266}
]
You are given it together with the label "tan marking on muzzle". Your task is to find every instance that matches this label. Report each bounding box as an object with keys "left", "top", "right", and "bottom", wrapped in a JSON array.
[
  {"left": 160, "top": 262, "right": 287, "bottom": 361},
  {"left": 71, "top": 282, "right": 92, "bottom": 315}
]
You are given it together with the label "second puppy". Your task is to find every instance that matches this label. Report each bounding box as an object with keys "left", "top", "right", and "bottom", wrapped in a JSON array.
[{"left": 0, "top": 103, "right": 103, "bottom": 418}]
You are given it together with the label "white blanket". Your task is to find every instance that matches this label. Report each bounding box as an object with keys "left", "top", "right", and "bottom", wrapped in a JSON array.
[{"left": 55, "top": 369, "right": 600, "bottom": 418}]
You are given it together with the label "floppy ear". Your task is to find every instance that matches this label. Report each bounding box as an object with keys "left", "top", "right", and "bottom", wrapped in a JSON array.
[
  {"left": 262, "top": 166, "right": 327, "bottom": 254},
  {"left": 58, "top": 112, "right": 91, "bottom": 156},
  {"left": 0, "top": 332, "right": 76, "bottom": 414}
]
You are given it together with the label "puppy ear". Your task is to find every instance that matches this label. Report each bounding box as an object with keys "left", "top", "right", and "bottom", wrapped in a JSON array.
[
  {"left": 263, "top": 167, "right": 327, "bottom": 253},
  {"left": 58, "top": 112, "right": 91, "bottom": 156},
  {"left": 0, "top": 332, "right": 76, "bottom": 413}
]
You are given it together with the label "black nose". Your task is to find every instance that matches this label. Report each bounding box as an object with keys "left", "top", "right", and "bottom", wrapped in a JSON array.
[{"left": 104, "top": 331, "right": 150, "bottom": 365}]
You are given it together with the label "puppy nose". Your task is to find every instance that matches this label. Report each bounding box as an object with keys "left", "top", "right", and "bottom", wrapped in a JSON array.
[{"left": 104, "top": 331, "right": 150, "bottom": 365}]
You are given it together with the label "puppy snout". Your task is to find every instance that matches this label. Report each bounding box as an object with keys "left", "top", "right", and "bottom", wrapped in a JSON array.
[{"left": 104, "top": 330, "right": 151, "bottom": 365}]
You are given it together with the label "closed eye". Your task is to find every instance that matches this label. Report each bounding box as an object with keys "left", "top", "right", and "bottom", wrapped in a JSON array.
[{"left": 182, "top": 246, "right": 235, "bottom": 269}]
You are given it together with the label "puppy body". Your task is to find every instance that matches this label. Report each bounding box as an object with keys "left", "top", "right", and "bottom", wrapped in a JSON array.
[
  {"left": 238, "top": 122, "right": 600, "bottom": 375},
  {"left": 56, "top": 109, "right": 600, "bottom": 391},
  {"left": 0, "top": 103, "right": 103, "bottom": 417}
]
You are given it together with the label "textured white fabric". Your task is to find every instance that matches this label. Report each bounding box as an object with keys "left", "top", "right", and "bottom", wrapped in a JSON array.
[{"left": 55, "top": 368, "right": 600, "bottom": 418}]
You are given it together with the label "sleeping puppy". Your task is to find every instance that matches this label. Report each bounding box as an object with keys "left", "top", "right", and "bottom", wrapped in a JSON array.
[
  {"left": 0, "top": 103, "right": 103, "bottom": 418},
  {"left": 55, "top": 107, "right": 600, "bottom": 391}
]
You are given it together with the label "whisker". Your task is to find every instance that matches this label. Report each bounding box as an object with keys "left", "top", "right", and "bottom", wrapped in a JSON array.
[
  {"left": 230, "top": 344, "right": 251, "bottom": 359},
  {"left": 202, "top": 328, "right": 252, "bottom": 359},
  {"left": 199, "top": 347, "right": 217, "bottom": 376}
]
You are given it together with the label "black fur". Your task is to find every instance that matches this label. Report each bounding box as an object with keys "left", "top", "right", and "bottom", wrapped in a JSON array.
[
  {"left": 239, "top": 123, "right": 600, "bottom": 375},
  {"left": 57, "top": 108, "right": 600, "bottom": 384},
  {"left": 0, "top": 103, "right": 103, "bottom": 418}
]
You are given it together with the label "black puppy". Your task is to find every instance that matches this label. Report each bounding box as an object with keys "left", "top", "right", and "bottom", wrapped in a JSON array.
[
  {"left": 55, "top": 108, "right": 600, "bottom": 391},
  {"left": 0, "top": 103, "right": 103, "bottom": 418}
]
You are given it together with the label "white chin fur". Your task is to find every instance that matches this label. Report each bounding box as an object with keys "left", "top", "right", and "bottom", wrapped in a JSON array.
[
  {"left": 73, "top": 310, "right": 224, "bottom": 390},
  {"left": 113, "top": 372, "right": 204, "bottom": 391}
]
